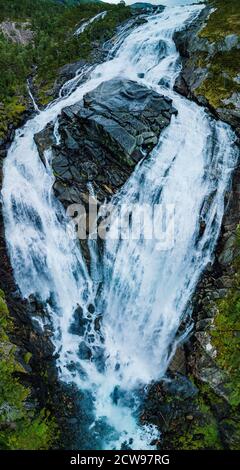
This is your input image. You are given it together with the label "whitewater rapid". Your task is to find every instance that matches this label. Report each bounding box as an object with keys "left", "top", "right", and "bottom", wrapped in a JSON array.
[{"left": 2, "top": 5, "right": 238, "bottom": 449}]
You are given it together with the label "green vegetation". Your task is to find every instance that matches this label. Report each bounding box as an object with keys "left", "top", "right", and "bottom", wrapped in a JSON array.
[
  {"left": 210, "top": 227, "right": 240, "bottom": 408},
  {"left": 200, "top": 0, "right": 239, "bottom": 41},
  {"left": 196, "top": 0, "right": 240, "bottom": 108},
  {"left": 176, "top": 421, "right": 221, "bottom": 450},
  {"left": 0, "top": 289, "right": 58, "bottom": 449},
  {"left": 197, "top": 48, "right": 240, "bottom": 109},
  {"left": 183, "top": 225, "right": 240, "bottom": 450},
  {"left": 0, "top": 0, "right": 131, "bottom": 138},
  {"left": 168, "top": 384, "right": 222, "bottom": 450},
  {"left": 212, "top": 294, "right": 240, "bottom": 407},
  {"left": 167, "top": 376, "right": 239, "bottom": 450}
]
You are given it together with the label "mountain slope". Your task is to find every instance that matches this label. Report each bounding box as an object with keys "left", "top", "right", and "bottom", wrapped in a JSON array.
[{"left": 0, "top": 0, "right": 131, "bottom": 140}]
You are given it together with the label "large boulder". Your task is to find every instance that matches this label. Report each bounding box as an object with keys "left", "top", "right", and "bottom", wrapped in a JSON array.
[{"left": 35, "top": 78, "right": 177, "bottom": 207}]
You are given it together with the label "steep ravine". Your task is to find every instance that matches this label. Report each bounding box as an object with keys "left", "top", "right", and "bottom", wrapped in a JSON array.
[{"left": 0, "top": 2, "right": 239, "bottom": 451}]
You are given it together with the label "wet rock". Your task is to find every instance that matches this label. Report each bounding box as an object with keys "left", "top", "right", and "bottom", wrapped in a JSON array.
[
  {"left": 34, "top": 123, "right": 55, "bottom": 165},
  {"left": 53, "top": 59, "right": 88, "bottom": 95},
  {"left": 218, "top": 233, "right": 238, "bottom": 265},
  {"left": 69, "top": 306, "right": 89, "bottom": 336},
  {"left": 34, "top": 78, "right": 177, "bottom": 208},
  {"left": 92, "top": 345, "right": 105, "bottom": 373},
  {"left": 78, "top": 341, "right": 92, "bottom": 360},
  {"left": 169, "top": 345, "right": 187, "bottom": 375},
  {"left": 162, "top": 374, "right": 198, "bottom": 400},
  {"left": 193, "top": 351, "right": 233, "bottom": 404}
]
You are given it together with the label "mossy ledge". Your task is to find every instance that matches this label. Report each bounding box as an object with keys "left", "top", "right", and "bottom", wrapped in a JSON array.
[
  {"left": 196, "top": 0, "right": 240, "bottom": 110},
  {"left": 174, "top": 0, "right": 240, "bottom": 134}
]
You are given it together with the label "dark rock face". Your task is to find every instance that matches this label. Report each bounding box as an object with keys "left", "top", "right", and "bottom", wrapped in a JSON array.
[
  {"left": 35, "top": 78, "right": 177, "bottom": 207},
  {"left": 173, "top": 7, "right": 212, "bottom": 104}
]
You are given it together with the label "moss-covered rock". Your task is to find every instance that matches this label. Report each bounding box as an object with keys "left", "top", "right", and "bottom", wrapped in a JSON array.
[
  {"left": 174, "top": 0, "right": 240, "bottom": 134},
  {"left": 211, "top": 288, "right": 240, "bottom": 407},
  {"left": 0, "top": 289, "right": 58, "bottom": 450}
]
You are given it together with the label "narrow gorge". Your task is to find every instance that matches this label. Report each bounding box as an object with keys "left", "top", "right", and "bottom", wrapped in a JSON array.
[{"left": 0, "top": 0, "right": 239, "bottom": 452}]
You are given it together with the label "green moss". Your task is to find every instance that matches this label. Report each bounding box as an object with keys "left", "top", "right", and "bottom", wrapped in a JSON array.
[
  {"left": 196, "top": 49, "right": 240, "bottom": 108},
  {"left": 200, "top": 0, "right": 240, "bottom": 41},
  {"left": 197, "top": 383, "right": 240, "bottom": 449},
  {"left": 205, "top": 225, "right": 240, "bottom": 408},
  {"left": 171, "top": 389, "right": 222, "bottom": 450},
  {"left": 195, "top": 0, "right": 240, "bottom": 108},
  {"left": 23, "top": 352, "right": 32, "bottom": 364},
  {"left": 35, "top": 81, "right": 53, "bottom": 107},
  {"left": 176, "top": 421, "right": 221, "bottom": 450},
  {"left": 0, "top": 290, "right": 58, "bottom": 450},
  {"left": 0, "top": 409, "right": 57, "bottom": 450},
  {"left": 210, "top": 296, "right": 240, "bottom": 406},
  {"left": 0, "top": 97, "right": 27, "bottom": 139}
]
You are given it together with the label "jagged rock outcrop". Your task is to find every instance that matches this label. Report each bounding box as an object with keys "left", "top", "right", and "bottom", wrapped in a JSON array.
[
  {"left": 0, "top": 21, "right": 34, "bottom": 45},
  {"left": 35, "top": 78, "right": 177, "bottom": 207}
]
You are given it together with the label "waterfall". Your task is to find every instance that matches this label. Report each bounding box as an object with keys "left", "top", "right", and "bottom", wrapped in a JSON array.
[
  {"left": 27, "top": 79, "right": 40, "bottom": 113},
  {"left": 1, "top": 4, "right": 238, "bottom": 449},
  {"left": 74, "top": 11, "right": 107, "bottom": 37}
]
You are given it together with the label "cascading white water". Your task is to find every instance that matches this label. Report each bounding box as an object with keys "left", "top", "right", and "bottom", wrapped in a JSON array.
[
  {"left": 74, "top": 11, "right": 107, "bottom": 36},
  {"left": 27, "top": 79, "right": 40, "bottom": 113},
  {"left": 1, "top": 4, "right": 239, "bottom": 449}
]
